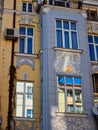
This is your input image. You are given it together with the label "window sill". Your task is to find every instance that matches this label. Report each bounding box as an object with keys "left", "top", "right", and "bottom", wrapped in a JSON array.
[
  {"left": 53, "top": 47, "right": 83, "bottom": 54},
  {"left": 15, "top": 52, "right": 38, "bottom": 58},
  {"left": 56, "top": 112, "right": 88, "bottom": 118},
  {"left": 91, "top": 60, "right": 98, "bottom": 65},
  {"left": 13, "top": 117, "right": 36, "bottom": 121}
]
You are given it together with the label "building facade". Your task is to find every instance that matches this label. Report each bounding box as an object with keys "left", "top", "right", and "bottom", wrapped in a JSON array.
[
  {"left": 0, "top": 0, "right": 40, "bottom": 130},
  {"left": 39, "top": 0, "right": 98, "bottom": 130}
]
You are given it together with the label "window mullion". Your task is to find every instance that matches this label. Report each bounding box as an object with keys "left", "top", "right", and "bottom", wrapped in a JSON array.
[
  {"left": 72, "top": 77, "right": 76, "bottom": 112},
  {"left": 23, "top": 82, "right": 26, "bottom": 117},
  {"left": 65, "top": 76, "right": 68, "bottom": 112},
  {"left": 69, "top": 22, "right": 72, "bottom": 48}
]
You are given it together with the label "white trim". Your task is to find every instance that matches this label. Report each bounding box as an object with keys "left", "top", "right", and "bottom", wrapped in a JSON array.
[
  {"left": 15, "top": 52, "right": 38, "bottom": 58},
  {"left": 56, "top": 112, "right": 88, "bottom": 117},
  {"left": 54, "top": 47, "right": 83, "bottom": 53},
  {"left": 13, "top": 117, "right": 36, "bottom": 121}
]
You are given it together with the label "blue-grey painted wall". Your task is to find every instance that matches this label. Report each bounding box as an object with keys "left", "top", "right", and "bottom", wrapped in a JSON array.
[{"left": 40, "top": 5, "right": 97, "bottom": 130}]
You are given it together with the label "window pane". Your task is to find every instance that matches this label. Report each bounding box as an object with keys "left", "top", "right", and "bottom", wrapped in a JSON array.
[
  {"left": 96, "top": 46, "right": 98, "bottom": 60},
  {"left": 56, "top": 20, "right": 62, "bottom": 28},
  {"left": 27, "top": 38, "right": 32, "bottom": 54},
  {"left": 19, "top": 38, "right": 25, "bottom": 53},
  {"left": 68, "top": 105, "right": 74, "bottom": 112},
  {"left": 94, "top": 36, "right": 98, "bottom": 44},
  {"left": 71, "top": 32, "right": 78, "bottom": 49},
  {"left": 16, "top": 82, "right": 24, "bottom": 92},
  {"left": 28, "top": 3, "right": 32, "bottom": 12},
  {"left": 71, "top": 22, "right": 76, "bottom": 30},
  {"left": 16, "top": 95, "right": 23, "bottom": 117},
  {"left": 88, "top": 35, "right": 93, "bottom": 43},
  {"left": 56, "top": 30, "right": 63, "bottom": 48},
  {"left": 22, "top": 3, "right": 26, "bottom": 12},
  {"left": 20, "top": 27, "right": 26, "bottom": 35},
  {"left": 64, "top": 31, "right": 69, "bottom": 48},
  {"left": 27, "top": 28, "right": 33, "bottom": 36},
  {"left": 89, "top": 44, "right": 95, "bottom": 60},
  {"left": 66, "top": 77, "right": 72, "bottom": 85},
  {"left": 63, "top": 21, "right": 69, "bottom": 29},
  {"left": 58, "top": 76, "right": 64, "bottom": 85},
  {"left": 26, "top": 109, "right": 33, "bottom": 118},
  {"left": 58, "top": 87, "right": 65, "bottom": 112},
  {"left": 26, "top": 82, "right": 33, "bottom": 93},
  {"left": 74, "top": 77, "right": 81, "bottom": 85}
]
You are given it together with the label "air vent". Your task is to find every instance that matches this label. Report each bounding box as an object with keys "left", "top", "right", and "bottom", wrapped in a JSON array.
[{"left": 5, "top": 28, "right": 19, "bottom": 41}]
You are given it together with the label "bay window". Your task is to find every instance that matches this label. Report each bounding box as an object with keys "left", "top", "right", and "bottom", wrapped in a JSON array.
[
  {"left": 16, "top": 81, "right": 34, "bottom": 118},
  {"left": 57, "top": 76, "right": 83, "bottom": 113},
  {"left": 56, "top": 20, "right": 78, "bottom": 49}
]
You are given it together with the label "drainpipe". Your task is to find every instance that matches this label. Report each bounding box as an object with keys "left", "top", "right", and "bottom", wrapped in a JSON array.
[{"left": 7, "top": 0, "right": 16, "bottom": 129}]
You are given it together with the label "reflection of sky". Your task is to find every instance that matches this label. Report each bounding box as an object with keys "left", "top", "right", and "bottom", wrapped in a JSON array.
[{"left": 58, "top": 76, "right": 81, "bottom": 85}]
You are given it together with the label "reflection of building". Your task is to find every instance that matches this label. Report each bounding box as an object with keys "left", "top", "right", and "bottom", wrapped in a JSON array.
[
  {"left": 0, "top": 0, "right": 40, "bottom": 130},
  {"left": 39, "top": 0, "right": 98, "bottom": 130}
]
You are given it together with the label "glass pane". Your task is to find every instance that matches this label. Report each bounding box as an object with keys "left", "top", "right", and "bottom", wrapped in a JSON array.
[
  {"left": 26, "top": 109, "right": 33, "bottom": 118},
  {"left": 67, "top": 90, "right": 73, "bottom": 109},
  {"left": 25, "top": 95, "right": 33, "bottom": 107},
  {"left": 75, "top": 106, "right": 83, "bottom": 113},
  {"left": 94, "top": 36, "right": 98, "bottom": 44},
  {"left": 66, "top": 77, "right": 72, "bottom": 85},
  {"left": 27, "top": 38, "right": 32, "bottom": 54},
  {"left": 89, "top": 44, "right": 95, "bottom": 60},
  {"left": 96, "top": 46, "right": 98, "bottom": 60},
  {"left": 71, "top": 22, "right": 76, "bottom": 30},
  {"left": 64, "top": 32, "right": 69, "bottom": 48},
  {"left": 58, "top": 87, "right": 65, "bottom": 112},
  {"left": 68, "top": 105, "right": 74, "bottom": 112},
  {"left": 16, "top": 82, "right": 24, "bottom": 92},
  {"left": 16, "top": 106, "right": 23, "bottom": 117},
  {"left": 19, "top": 38, "right": 25, "bottom": 53},
  {"left": 28, "top": 3, "right": 32, "bottom": 12},
  {"left": 20, "top": 27, "right": 26, "bottom": 35},
  {"left": 27, "top": 28, "right": 33, "bottom": 36},
  {"left": 88, "top": 35, "right": 93, "bottom": 43},
  {"left": 22, "top": 3, "right": 26, "bottom": 12},
  {"left": 63, "top": 21, "right": 69, "bottom": 29},
  {"left": 16, "top": 95, "right": 23, "bottom": 117},
  {"left": 56, "top": 30, "right": 63, "bottom": 48},
  {"left": 58, "top": 76, "right": 64, "bottom": 85},
  {"left": 16, "top": 95, "right": 23, "bottom": 105},
  {"left": 71, "top": 32, "right": 78, "bottom": 49},
  {"left": 26, "top": 82, "right": 33, "bottom": 93},
  {"left": 74, "top": 77, "right": 81, "bottom": 85},
  {"left": 56, "top": 20, "right": 62, "bottom": 28}
]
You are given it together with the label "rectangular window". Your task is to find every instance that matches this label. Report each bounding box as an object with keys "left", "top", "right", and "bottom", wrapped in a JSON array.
[
  {"left": 16, "top": 81, "right": 34, "bottom": 118},
  {"left": 57, "top": 76, "right": 83, "bottom": 113},
  {"left": 92, "top": 74, "right": 98, "bottom": 104},
  {"left": 19, "top": 27, "right": 34, "bottom": 54},
  {"left": 88, "top": 35, "right": 98, "bottom": 61},
  {"left": 22, "top": 2, "right": 32, "bottom": 12},
  {"left": 56, "top": 20, "right": 78, "bottom": 49}
]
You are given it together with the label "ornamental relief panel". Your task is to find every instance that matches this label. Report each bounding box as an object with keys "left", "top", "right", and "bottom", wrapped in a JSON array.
[
  {"left": 54, "top": 52, "right": 81, "bottom": 75},
  {"left": 52, "top": 116, "right": 91, "bottom": 130}
]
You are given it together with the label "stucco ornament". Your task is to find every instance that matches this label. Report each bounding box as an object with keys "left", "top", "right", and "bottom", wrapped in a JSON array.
[
  {"left": 53, "top": 116, "right": 91, "bottom": 130},
  {"left": 54, "top": 51, "right": 81, "bottom": 74}
]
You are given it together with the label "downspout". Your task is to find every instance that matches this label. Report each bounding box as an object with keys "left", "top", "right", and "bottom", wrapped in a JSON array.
[{"left": 7, "top": 0, "right": 16, "bottom": 129}]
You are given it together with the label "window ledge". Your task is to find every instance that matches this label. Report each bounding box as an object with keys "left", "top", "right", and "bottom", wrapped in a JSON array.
[
  {"left": 13, "top": 117, "right": 36, "bottom": 121},
  {"left": 56, "top": 112, "right": 88, "bottom": 118},
  {"left": 91, "top": 60, "right": 98, "bottom": 65},
  {"left": 15, "top": 52, "right": 38, "bottom": 58},
  {"left": 54, "top": 47, "right": 83, "bottom": 54}
]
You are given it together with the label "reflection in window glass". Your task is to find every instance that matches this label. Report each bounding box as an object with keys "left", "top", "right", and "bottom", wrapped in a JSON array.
[{"left": 57, "top": 76, "right": 83, "bottom": 113}]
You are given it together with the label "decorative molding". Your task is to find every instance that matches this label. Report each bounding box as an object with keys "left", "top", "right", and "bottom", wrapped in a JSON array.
[
  {"left": 18, "top": 15, "right": 34, "bottom": 24},
  {"left": 16, "top": 54, "right": 35, "bottom": 69},
  {"left": 52, "top": 115, "right": 91, "bottom": 130},
  {"left": 54, "top": 51, "right": 81, "bottom": 74}
]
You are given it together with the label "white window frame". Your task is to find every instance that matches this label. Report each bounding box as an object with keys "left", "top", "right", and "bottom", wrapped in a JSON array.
[
  {"left": 19, "top": 26, "right": 34, "bottom": 54},
  {"left": 22, "top": 2, "right": 33, "bottom": 13},
  {"left": 16, "top": 81, "right": 34, "bottom": 118},
  {"left": 88, "top": 35, "right": 98, "bottom": 61},
  {"left": 56, "top": 20, "right": 78, "bottom": 49}
]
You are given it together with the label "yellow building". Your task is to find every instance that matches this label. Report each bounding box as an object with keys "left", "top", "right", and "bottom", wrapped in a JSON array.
[{"left": 0, "top": 0, "right": 40, "bottom": 130}]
